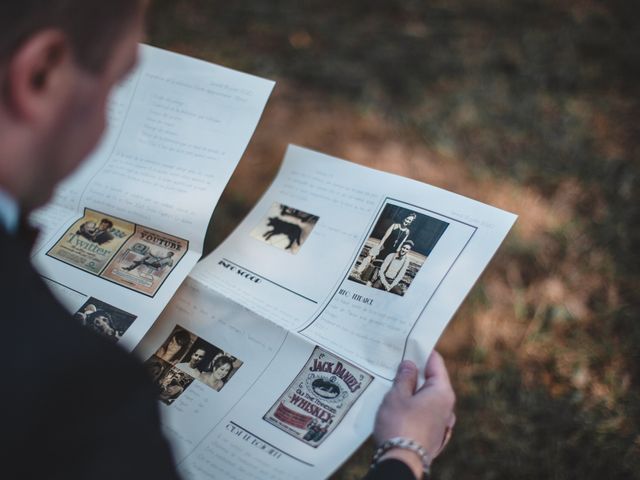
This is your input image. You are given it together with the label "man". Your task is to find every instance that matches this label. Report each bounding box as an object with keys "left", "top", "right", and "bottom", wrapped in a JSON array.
[
  {"left": 124, "top": 249, "right": 174, "bottom": 272},
  {"left": 77, "top": 217, "right": 113, "bottom": 244},
  {"left": 0, "top": 2, "right": 455, "bottom": 479},
  {"left": 92, "top": 218, "right": 114, "bottom": 244},
  {"left": 0, "top": 2, "right": 181, "bottom": 479},
  {"left": 372, "top": 240, "right": 414, "bottom": 294},
  {"left": 176, "top": 347, "right": 207, "bottom": 377}
]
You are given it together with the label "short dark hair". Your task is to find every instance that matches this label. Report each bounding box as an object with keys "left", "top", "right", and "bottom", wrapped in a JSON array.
[
  {"left": 0, "top": 0, "right": 141, "bottom": 72},
  {"left": 100, "top": 219, "right": 113, "bottom": 228},
  {"left": 172, "top": 330, "right": 191, "bottom": 346}
]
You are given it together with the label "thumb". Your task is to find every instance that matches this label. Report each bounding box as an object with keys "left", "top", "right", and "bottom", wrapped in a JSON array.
[{"left": 392, "top": 360, "right": 418, "bottom": 396}]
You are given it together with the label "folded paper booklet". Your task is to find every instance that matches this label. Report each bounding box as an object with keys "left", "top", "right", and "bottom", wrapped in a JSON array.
[
  {"left": 135, "top": 145, "right": 517, "bottom": 479},
  {"left": 32, "top": 45, "right": 516, "bottom": 480}
]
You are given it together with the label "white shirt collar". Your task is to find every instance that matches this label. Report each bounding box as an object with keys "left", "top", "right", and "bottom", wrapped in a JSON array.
[{"left": 0, "top": 188, "right": 19, "bottom": 234}]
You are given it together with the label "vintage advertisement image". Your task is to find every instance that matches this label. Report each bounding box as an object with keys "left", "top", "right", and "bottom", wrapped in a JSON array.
[
  {"left": 250, "top": 202, "right": 319, "bottom": 254},
  {"left": 349, "top": 203, "right": 449, "bottom": 296},
  {"left": 47, "top": 209, "right": 134, "bottom": 275},
  {"left": 263, "top": 346, "right": 373, "bottom": 447},
  {"left": 100, "top": 226, "right": 188, "bottom": 296}
]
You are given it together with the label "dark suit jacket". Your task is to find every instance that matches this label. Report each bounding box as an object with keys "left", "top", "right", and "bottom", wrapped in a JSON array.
[
  {"left": 1, "top": 227, "right": 180, "bottom": 480},
  {"left": 363, "top": 459, "right": 418, "bottom": 479},
  {"left": 1, "top": 227, "right": 414, "bottom": 480}
]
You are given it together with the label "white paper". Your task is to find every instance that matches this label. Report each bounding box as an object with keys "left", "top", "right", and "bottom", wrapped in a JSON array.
[
  {"left": 142, "top": 145, "right": 516, "bottom": 479},
  {"left": 135, "top": 279, "right": 387, "bottom": 480},
  {"left": 30, "top": 45, "right": 274, "bottom": 349},
  {"left": 192, "top": 145, "right": 517, "bottom": 379}
]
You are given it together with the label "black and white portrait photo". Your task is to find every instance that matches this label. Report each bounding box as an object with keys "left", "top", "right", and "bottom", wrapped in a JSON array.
[
  {"left": 348, "top": 204, "right": 449, "bottom": 296},
  {"left": 250, "top": 202, "right": 319, "bottom": 254},
  {"left": 73, "top": 297, "right": 137, "bottom": 342}
]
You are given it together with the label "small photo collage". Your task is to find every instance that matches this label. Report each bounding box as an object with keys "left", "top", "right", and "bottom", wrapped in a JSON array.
[{"left": 145, "top": 326, "right": 243, "bottom": 405}]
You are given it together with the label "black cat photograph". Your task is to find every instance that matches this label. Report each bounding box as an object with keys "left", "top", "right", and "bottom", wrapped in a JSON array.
[{"left": 250, "top": 202, "right": 319, "bottom": 254}]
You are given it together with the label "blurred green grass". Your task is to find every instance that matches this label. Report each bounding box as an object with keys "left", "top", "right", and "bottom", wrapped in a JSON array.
[{"left": 148, "top": 1, "right": 640, "bottom": 478}]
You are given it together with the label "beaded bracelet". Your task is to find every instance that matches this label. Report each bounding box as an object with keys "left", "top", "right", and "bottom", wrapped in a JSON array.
[{"left": 371, "top": 437, "right": 431, "bottom": 478}]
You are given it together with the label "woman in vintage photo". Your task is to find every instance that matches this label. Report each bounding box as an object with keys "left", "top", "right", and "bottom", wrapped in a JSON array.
[
  {"left": 374, "top": 212, "right": 416, "bottom": 260},
  {"left": 200, "top": 355, "right": 235, "bottom": 391},
  {"left": 155, "top": 329, "right": 192, "bottom": 364}
]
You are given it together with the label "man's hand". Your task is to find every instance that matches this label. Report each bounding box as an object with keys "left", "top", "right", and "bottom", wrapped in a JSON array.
[{"left": 373, "top": 351, "right": 456, "bottom": 479}]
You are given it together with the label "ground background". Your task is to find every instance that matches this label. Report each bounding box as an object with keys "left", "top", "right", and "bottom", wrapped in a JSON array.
[{"left": 147, "top": 1, "right": 639, "bottom": 478}]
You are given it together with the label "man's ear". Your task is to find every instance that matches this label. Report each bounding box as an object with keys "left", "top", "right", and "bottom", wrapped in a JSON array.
[{"left": 4, "top": 29, "right": 74, "bottom": 122}]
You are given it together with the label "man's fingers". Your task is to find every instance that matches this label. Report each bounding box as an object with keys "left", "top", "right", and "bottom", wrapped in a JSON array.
[
  {"left": 418, "top": 351, "right": 456, "bottom": 411},
  {"left": 392, "top": 360, "right": 418, "bottom": 396},
  {"left": 423, "top": 350, "right": 451, "bottom": 387}
]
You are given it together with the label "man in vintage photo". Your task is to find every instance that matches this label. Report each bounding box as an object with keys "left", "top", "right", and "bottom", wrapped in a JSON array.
[
  {"left": 372, "top": 240, "right": 414, "bottom": 295},
  {"left": 92, "top": 218, "right": 115, "bottom": 244},
  {"left": 124, "top": 249, "right": 175, "bottom": 272},
  {"left": 0, "top": 2, "right": 455, "bottom": 479},
  {"left": 176, "top": 347, "right": 207, "bottom": 377},
  {"left": 77, "top": 217, "right": 113, "bottom": 244}
]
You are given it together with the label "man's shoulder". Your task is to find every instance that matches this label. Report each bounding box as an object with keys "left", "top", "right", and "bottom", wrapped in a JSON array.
[
  {"left": 0, "top": 231, "right": 174, "bottom": 478},
  {"left": 0, "top": 229, "right": 148, "bottom": 386}
]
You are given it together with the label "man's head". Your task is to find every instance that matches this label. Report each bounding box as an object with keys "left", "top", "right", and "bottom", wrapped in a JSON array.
[
  {"left": 399, "top": 240, "right": 414, "bottom": 256},
  {"left": 189, "top": 348, "right": 206, "bottom": 368},
  {"left": 98, "top": 219, "right": 113, "bottom": 231},
  {"left": 0, "top": 0, "right": 147, "bottom": 212}
]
